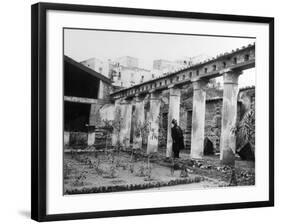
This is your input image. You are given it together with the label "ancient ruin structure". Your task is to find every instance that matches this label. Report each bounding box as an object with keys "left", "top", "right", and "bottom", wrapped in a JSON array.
[
  {"left": 110, "top": 43, "right": 255, "bottom": 165},
  {"left": 64, "top": 43, "right": 255, "bottom": 166}
]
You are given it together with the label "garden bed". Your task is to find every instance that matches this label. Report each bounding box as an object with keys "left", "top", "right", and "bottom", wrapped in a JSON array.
[
  {"left": 63, "top": 151, "right": 216, "bottom": 194},
  {"left": 127, "top": 148, "right": 255, "bottom": 186},
  {"left": 64, "top": 147, "right": 254, "bottom": 195},
  {"left": 65, "top": 176, "right": 203, "bottom": 194}
]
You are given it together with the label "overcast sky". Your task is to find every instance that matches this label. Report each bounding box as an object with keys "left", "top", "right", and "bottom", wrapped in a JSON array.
[{"left": 64, "top": 29, "right": 255, "bottom": 87}]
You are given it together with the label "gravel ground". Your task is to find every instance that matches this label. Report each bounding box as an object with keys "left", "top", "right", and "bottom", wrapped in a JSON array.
[{"left": 63, "top": 151, "right": 227, "bottom": 194}]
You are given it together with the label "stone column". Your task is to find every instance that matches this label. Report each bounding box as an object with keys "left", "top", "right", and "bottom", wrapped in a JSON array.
[
  {"left": 64, "top": 131, "right": 70, "bottom": 146},
  {"left": 112, "top": 99, "right": 122, "bottom": 146},
  {"left": 87, "top": 126, "right": 95, "bottom": 146},
  {"left": 220, "top": 70, "right": 241, "bottom": 165},
  {"left": 87, "top": 80, "right": 105, "bottom": 147},
  {"left": 119, "top": 100, "right": 132, "bottom": 148},
  {"left": 89, "top": 103, "right": 100, "bottom": 127},
  {"left": 166, "top": 86, "right": 181, "bottom": 157},
  {"left": 147, "top": 92, "right": 161, "bottom": 154},
  {"left": 88, "top": 104, "right": 100, "bottom": 146},
  {"left": 190, "top": 80, "right": 207, "bottom": 159},
  {"left": 133, "top": 95, "right": 145, "bottom": 149},
  {"left": 98, "top": 80, "right": 104, "bottom": 99}
]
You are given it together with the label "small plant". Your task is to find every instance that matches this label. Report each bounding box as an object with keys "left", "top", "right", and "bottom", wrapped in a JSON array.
[
  {"left": 139, "top": 120, "right": 151, "bottom": 149},
  {"left": 103, "top": 163, "right": 118, "bottom": 179},
  {"left": 130, "top": 148, "right": 135, "bottom": 162},
  {"left": 109, "top": 164, "right": 118, "bottom": 178},
  {"left": 73, "top": 169, "right": 87, "bottom": 187},
  {"left": 228, "top": 166, "right": 238, "bottom": 186},
  {"left": 106, "top": 150, "right": 115, "bottom": 164},
  {"left": 133, "top": 120, "right": 149, "bottom": 150},
  {"left": 144, "top": 156, "right": 153, "bottom": 181},
  {"left": 93, "top": 158, "right": 103, "bottom": 175},
  {"left": 127, "top": 148, "right": 135, "bottom": 173},
  {"left": 170, "top": 157, "right": 175, "bottom": 176},
  {"left": 116, "top": 159, "right": 127, "bottom": 170},
  {"left": 136, "top": 163, "right": 146, "bottom": 177},
  {"left": 70, "top": 149, "right": 77, "bottom": 159},
  {"left": 232, "top": 108, "right": 255, "bottom": 153},
  {"left": 102, "top": 119, "right": 114, "bottom": 151},
  {"left": 63, "top": 162, "right": 71, "bottom": 179},
  {"left": 123, "top": 136, "right": 130, "bottom": 150},
  {"left": 111, "top": 107, "right": 124, "bottom": 154},
  {"left": 180, "top": 165, "right": 189, "bottom": 178},
  {"left": 88, "top": 159, "right": 94, "bottom": 168},
  {"left": 128, "top": 162, "right": 134, "bottom": 173}
]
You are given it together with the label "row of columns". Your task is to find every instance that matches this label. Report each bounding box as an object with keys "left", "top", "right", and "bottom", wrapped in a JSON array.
[{"left": 113, "top": 69, "right": 241, "bottom": 165}]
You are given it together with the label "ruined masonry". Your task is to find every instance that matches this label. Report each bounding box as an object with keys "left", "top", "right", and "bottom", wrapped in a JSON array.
[{"left": 64, "top": 44, "right": 255, "bottom": 165}]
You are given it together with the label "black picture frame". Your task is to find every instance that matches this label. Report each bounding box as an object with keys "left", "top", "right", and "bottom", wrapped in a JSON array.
[{"left": 31, "top": 2, "right": 274, "bottom": 222}]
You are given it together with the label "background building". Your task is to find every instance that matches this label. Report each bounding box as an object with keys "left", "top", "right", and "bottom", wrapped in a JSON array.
[
  {"left": 152, "top": 54, "right": 210, "bottom": 77},
  {"left": 115, "top": 56, "right": 139, "bottom": 68},
  {"left": 80, "top": 57, "right": 111, "bottom": 78},
  {"left": 110, "top": 64, "right": 152, "bottom": 87},
  {"left": 82, "top": 56, "right": 153, "bottom": 88}
]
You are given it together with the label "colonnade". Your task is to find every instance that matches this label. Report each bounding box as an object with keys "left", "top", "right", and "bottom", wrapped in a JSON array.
[{"left": 113, "top": 69, "right": 242, "bottom": 165}]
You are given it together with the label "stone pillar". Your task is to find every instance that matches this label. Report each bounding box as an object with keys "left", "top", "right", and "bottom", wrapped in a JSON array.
[
  {"left": 64, "top": 131, "right": 70, "bottom": 146},
  {"left": 190, "top": 80, "right": 207, "bottom": 159},
  {"left": 119, "top": 100, "right": 132, "bottom": 148},
  {"left": 98, "top": 80, "right": 104, "bottom": 99},
  {"left": 112, "top": 99, "right": 121, "bottom": 146},
  {"left": 89, "top": 103, "right": 100, "bottom": 127},
  {"left": 133, "top": 95, "right": 145, "bottom": 149},
  {"left": 220, "top": 70, "right": 241, "bottom": 165},
  {"left": 88, "top": 104, "right": 100, "bottom": 147},
  {"left": 147, "top": 92, "right": 161, "bottom": 154},
  {"left": 166, "top": 86, "right": 181, "bottom": 157},
  {"left": 87, "top": 132, "right": 95, "bottom": 146}
]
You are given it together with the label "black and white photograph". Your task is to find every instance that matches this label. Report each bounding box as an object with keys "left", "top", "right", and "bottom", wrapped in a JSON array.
[
  {"left": 28, "top": 2, "right": 274, "bottom": 222},
  {"left": 63, "top": 28, "right": 256, "bottom": 195},
  {"left": 0, "top": 0, "right": 278, "bottom": 223}
]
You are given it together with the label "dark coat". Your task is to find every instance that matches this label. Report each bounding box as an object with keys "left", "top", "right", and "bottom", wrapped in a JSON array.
[{"left": 171, "top": 125, "right": 185, "bottom": 155}]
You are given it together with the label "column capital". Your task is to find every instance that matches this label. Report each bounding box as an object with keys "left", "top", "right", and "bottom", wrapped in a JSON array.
[
  {"left": 149, "top": 91, "right": 162, "bottom": 100},
  {"left": 134, "top": 94, "right": 143, "bottom": 102},
  {"left": 119, "top": 98, "right": 131, "bottom": 105},
  {"left": 168, "top": 84, "right": 175, "bottom": 89},
  {"left": 114, "top": 98, "right": 122, "bottom": 104},
  {"left": 143, "top": 93, "right": 150, "bottom": 101},
  {"left": 220, "top": 69, "right": 242, "bottom": 85},
  {"left": 168, "top": 85, "right": 181, "bottom": 96},
  {"left": 192, "top": 79, "right": 208, "bottom": 91}
]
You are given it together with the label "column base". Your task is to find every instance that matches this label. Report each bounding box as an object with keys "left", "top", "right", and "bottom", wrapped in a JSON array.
[{"left": 221, "top": 147, "right": 236, "bottom": 166}]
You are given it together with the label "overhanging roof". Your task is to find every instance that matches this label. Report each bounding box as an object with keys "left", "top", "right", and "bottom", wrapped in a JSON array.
[{"left": 64, "top": 55, "right": 112, "bottom": 85}]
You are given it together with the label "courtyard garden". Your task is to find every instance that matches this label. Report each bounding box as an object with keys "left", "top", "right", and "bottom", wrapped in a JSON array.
[
  {"left": 63, "top": 103, "right": 255, "bottom": 195},
  {"left": 63, "top": 147, "right": 254, "bottom": 195}
]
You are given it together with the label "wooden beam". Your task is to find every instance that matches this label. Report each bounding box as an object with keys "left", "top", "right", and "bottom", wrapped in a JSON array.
[{"left": 64, "top": 96, "right": 110, "bottom": 104}]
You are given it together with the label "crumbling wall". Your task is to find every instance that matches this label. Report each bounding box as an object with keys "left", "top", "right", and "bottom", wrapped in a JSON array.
[
  {"left": 101, "top": 81, "right": 113, "bottom": 100},
  {"left": 238, "top": 87, "right": 255, "bottom": 118},
  {"left": 236, "top": 87, "right": 255, "bottom": 150},
  {"left": 158, "top": 103, "right": 168, "bottom": 148},
  {"left": 205, "top": 99, "right": 222, "bottom": 152},
  {"left": 89, "top": 103, "right": 115, "bottom": 148}
]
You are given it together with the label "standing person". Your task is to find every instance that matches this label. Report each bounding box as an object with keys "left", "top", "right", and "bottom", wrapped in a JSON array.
[{"left": 171, "top": 119, "right": 184, "bottom": 158}]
